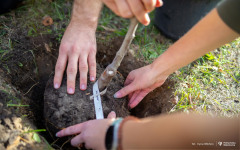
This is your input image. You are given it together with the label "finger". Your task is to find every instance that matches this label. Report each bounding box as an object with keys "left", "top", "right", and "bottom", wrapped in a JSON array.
[
  {"left": 114, "top": 0, "right": 133, "bottom": 18},
  {"left": 54, "top": 48, "right": 68, "bottom": 89},
  {"left": 88, "top": 51, "right": 96, "bottom": 82},
  {"left": 56, "top": 123, "right": 83, "bottom": 137},
  {"left": 103, "top": 0, "right": 121, "bottom": 16},
  {"left": 128, "top": 90, "right": 141, "bottom": 105},
  {"left": 127, "top": 0, "right": 150, "bottom": 25},
  {"left": 67, "top": 54, "right": 79, "bottom": 94},
  {"left": 114, "top": 82, "right": 138, "bottom": 98},
  {"left": 128, "top": 92, "right": 133, "bottom": 100},
  {"left": 142, "top": 0, "right": 156, "bottom": 12},
  {"left": 71, "top": 134, "right": 84, "bottom": 147},
  {"left": 129, "top": 90, "right": 150, "bottom": 108},
  {"left": 79, "top": 54, "right": 88, "bottom": 90},
  {"left": 124, "top": 72, "right": 135, "bottom": 86},
  {"left": 107, "top": 111, "right": 116, "bottom": 119},
  {"left": 124, "top": 76, "right": 134, "bottom": 86},
  {"left": 156, "top": 0, "right": 163, "bottom": 7}
]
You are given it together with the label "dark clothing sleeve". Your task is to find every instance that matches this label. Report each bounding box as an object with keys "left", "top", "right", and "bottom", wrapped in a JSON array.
[{"left": 217, "top": 0, "right": 240, "bottom": 34}]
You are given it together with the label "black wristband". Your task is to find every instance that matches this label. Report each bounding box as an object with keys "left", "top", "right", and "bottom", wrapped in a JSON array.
[{"left": 105, "top": 125, "right": 114, "bottom": 150}]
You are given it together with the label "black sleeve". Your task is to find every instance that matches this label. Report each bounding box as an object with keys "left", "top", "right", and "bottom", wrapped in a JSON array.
[{"left": 217, "top": 0, "right": 240, "bottom": 34}]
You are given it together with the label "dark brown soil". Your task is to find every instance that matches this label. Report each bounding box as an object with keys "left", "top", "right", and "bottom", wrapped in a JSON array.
[
  {"left": 96, "top": 39, "right": 175, "bottom": 117},
  {"left": 44, "top": 65, "right": 130, "bottom": 138}
]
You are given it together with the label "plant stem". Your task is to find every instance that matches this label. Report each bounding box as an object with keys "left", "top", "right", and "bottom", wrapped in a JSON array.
[{"left": 98, "top": 17, "right": 138, "bottom": 91}]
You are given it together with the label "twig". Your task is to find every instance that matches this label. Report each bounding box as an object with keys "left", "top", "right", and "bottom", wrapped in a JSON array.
[
  {"left": 24, "top": 82, "right": 39, "bottom": 95},
  {"left": 7, "top": 136, "right": 20, "bottom": 150},
  {"left": 98, "top": 17, "right": 138, "bottom": 91},
  {"left": 19, "top": 136, "right": 30, "bottom": 143}
]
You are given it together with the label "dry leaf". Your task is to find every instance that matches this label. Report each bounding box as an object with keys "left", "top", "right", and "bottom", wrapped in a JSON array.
[
  {"left": 170, "top": 96, "right": 178, "bottom": 105},
  {"left": 42, "top": 16, "right": 53, "bottom": 26},
  {"left": 175, "top": 70, "right": 180, "bottom": 76},
  {"left": 44, "top": 43, "right": 51, "bottom": 53}
]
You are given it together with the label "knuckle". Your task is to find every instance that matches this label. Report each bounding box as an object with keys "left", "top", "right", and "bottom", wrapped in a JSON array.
[
  {"left": 55, "top": 63, "right": 64, "bottom": 72},
  {"left": 89, "top": 46, "right": 96, "bottom": 53},
  {"left": 70, "top": 45, "right": 79, "bottom": 54},
  {"left": 134, "top": 8, "right": 143, "bottom": 16},
  {"left": 67, "top": 66, "right": 77, "bottom": 74},
  {"left": 79, "top": 63, "right": 88, "bottom": 71},
  {"left": 60, "top": 43, "right": 69, "bottom": 53},
  {"left": 89, "top": 61, "right": 96, "bottom": 69}
]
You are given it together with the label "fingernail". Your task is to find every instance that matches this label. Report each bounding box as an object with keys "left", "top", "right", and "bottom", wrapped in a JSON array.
[
  {"left": 54, "top": 83, "right": 59, "bottom": 89},
  {"left": 55, "top": 132, "right": 59, "bottom": 137},
  {"left": 81, "top": 84, "right": 86, "bottom": 90},
  {"left": 144, "top": 15, "right": 150, "bottom": 26},
  {"left": 68, "top": 88, "right": 74, "bottom": 94},
  {"left": 114, "top": 92, "right": 120, "bottom": 98},
  {"left": 90, "top": 77, "right": 95, "bottom": 81}
]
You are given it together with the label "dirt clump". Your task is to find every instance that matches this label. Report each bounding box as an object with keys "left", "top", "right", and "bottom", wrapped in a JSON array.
[{"left": 44, "top": 64, "right": 130, "bottom": 139}]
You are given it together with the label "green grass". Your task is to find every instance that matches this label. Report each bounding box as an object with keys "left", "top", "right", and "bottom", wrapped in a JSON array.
[{"left": 171, "top": 39, "right": 240, "bottom": 116}]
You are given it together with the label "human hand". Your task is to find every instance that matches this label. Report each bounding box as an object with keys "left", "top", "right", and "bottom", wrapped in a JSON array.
[
  {"left": 54, "top": 22, "right": 97, "bottom": 94},
  {"left": 56, "top": 111, "right": 116, "bottom": 149},
  {"left": 114, "top": 65, "right": 168, "bottom": 109},
  {"left": 101, "top": 0, "right": 163, "bottom": 25}
]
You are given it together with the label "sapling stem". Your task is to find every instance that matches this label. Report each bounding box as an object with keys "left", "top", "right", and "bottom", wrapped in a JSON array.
[{"left": 98, "top": 18, "right": 138, "bottom": 91}]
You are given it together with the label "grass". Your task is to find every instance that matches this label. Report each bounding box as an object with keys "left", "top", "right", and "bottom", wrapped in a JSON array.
[{"left": 171, "top": 39, "right": 240, "bottom": 116}]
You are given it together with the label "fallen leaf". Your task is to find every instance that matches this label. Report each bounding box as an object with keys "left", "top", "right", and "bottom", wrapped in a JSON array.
[
  {"left": 175, "top": 70, "right": 180, "bottom": 76},
  {"left": 42, "top": 16, "right": 53, "bottom": 26},
  {"left": 170, "top": 96, "right": 178, "bottom": 105},
  {"left": 44, "top": 43, "right": 51, "bottom": 53}
]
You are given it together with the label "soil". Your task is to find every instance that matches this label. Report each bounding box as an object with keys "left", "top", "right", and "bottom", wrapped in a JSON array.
[
  {"left": 0, "top": 71, "right": 49, "bottom": 150},
  {"left": 0, "top": 15, "right": 175, "bottom": 150},
  {"left": 44, "top": 65, "right": 130, "bottom": 139}
]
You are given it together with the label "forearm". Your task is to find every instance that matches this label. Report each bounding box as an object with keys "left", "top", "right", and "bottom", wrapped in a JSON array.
[
  {"left": 151, "top": 8, "right": 239, "bottom": 79},
  {"left": 71, "top": 0, "right": 103, "bottom": 29},
  {"left": 122, "top": 113, "right": 239, "bottom": 149}
]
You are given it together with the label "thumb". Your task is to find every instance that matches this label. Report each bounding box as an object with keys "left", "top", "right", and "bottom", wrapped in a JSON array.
[
  {"left": 107, "top": 111, "right": 116, "bottom": 119},
  {"left": 114, "top": 83, "right": 138, "bottom": 98}
]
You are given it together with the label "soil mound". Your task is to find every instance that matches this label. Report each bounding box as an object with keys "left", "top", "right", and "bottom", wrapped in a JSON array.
[{"left": 44, "top": 64, "right": 129, "bottom": 138}]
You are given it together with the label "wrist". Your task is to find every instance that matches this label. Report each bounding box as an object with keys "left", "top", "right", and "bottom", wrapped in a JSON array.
[
  {"left": 150, "top": 50, "right": 178, "bottom": 81},
  {"left": 71, "top": 0, "right": 102, "bottom": 30},
  {"left": 68, "top": 20, "right": 97, "bottom": 32},
  {"left": 105, "top": 116, "right": 139, "bottom": 150},
  {"left": 105, "top": 118, "right": 123, "bottom": 150}
]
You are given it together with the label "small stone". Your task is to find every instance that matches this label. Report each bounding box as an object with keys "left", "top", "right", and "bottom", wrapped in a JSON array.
[
  {"left": 0, "top": 125, "right": 10, "bottom": 143},
  {"left": 8, "top": 131, "right": 20, "bottom": 145},
  {"left": 12, "top": 117, "right": 22, "bottom": 129},
  {"left": 0, "top": 144, "right": 5, "bottom": 150},
  {"left": 3, "top": 118, "right": 14, "bottom": 130}
]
